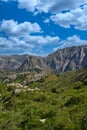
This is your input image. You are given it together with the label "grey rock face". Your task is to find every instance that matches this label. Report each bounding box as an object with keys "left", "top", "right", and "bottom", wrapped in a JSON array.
[
  {"left": 0, "top": 55, "right": 28, "bottom": 70},
  {"left": 45, "top": 45, "right": 87, "bottom": 72},
  {"left": 19, "top": 56, "right": 49, "bottom": 71},
  {"left": 0, "top": 45, "right": 87, "bottom": 72}
]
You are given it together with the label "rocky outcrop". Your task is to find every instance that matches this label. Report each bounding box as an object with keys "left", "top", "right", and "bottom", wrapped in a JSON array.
[
  {"left": 45, "top": 45, "right": 87, "bottom": 72},
  {"left": 19, "top": 56, "right": 49, "bottom": 71},
  {"left": 0, "top": 45, "right": 87, "bottom": 72},
  {"left": 0, "top": 55, "right": 29, "bottom": 70}
]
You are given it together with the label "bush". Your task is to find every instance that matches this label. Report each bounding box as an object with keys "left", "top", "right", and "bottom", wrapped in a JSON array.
[
  {"left": 51, "top": 87, "right": 57, "bottom": 93},
  {"left": 65, "top": 96, "right": 80, "bottom": 107},
  {"left": 53, "top": 123, "right": 64, "bottom": 130},
  {"left": 43, "top": 110, "right": 57, "bottom": 118},
  {"left": 81, "top": 113, "right": 87, "bottom": 130},
  {"left": 34, "top": 95, "right": 47, "bottom": 102}
]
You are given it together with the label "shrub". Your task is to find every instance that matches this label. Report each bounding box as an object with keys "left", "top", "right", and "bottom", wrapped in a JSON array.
[
  {"left": 81, "top": 113, "right": 87, "bottom": 130},
  {"left": 65, "top": 96, "right": 80, "bottom": 107}
]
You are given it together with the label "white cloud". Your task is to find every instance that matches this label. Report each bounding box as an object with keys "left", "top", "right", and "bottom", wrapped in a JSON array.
[
  {"left": 1, "top": 33, "right": 87, "bottom": 56},
  {"left": 0, "top": 34, "right": 59, "bottom": 55},
  {"left": 0, "top": 18, "right": 59, "bottom": 55},
  {"left": 0, "top": 20, "right": 41, "bottom": 36},
  {"left": 2, "top": 0, "right": 87, "bottom": 30},
  {"left": 1, "top": 0, "right": 87, "bottom": 13},
  {"left": 49, "top": 0, "right": 87, "bottom": 13},
  {"left": 0, "top": 37, "right": 33, "bottom": 51},
  {"left": 23, "top": 35, "right": 59, "bottom": 45},
  {"left": 53, "top": 35, "right": 87, "bottom": 51},
  {"left": 62, "top": 35, "right": 87, "bottom": 46},
  {"left": 1, "top": 1, "right": 87, "bottom": 55},
  {"left": 50, "top": 12, "right": 74, "bottom": 28},
  {"left": 43, "top": 19, "right": 50, "bottom": 23},
  {"left": 50, "top": 5, "right": 87, "bottom": 30},
  {"left": 18, "top": 0, "right": 39, "bottom": 12}
]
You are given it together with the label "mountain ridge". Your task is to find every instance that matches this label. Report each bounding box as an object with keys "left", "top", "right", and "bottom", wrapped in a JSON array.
[{"left": 0, "top": 45, "right": 87, "bottom": 72}]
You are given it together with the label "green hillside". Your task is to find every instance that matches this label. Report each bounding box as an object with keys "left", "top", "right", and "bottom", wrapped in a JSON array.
[{"left": 0, "top": 68, "right": 87, "bottom": 130}]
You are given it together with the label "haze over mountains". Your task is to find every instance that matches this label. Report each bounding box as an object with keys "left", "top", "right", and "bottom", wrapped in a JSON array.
[{"left": 0, "top": 45, "right": 87, "bottom": 72}]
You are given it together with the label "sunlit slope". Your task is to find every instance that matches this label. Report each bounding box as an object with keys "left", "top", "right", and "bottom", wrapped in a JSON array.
[{"left": 0, "top": 67, "right": 87, "bottom": 130}]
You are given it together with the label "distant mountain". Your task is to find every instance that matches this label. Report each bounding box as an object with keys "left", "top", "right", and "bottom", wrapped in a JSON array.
[
  {"left": 0, "top": 55, "right": 29, "bottom": 70},
  {"left": 0, "top": 45, "right": 87, "bottom": 72},
  {"left": 19, "top": 56, "right": 49, "bottom": 71},
  {"left": 45, "top": 45, "right": 87, "bottom": 72}
]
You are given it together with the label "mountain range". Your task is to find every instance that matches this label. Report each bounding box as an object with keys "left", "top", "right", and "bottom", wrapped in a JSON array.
[{"left": 0, "top": 45, "right": 87, "bottom": 72}]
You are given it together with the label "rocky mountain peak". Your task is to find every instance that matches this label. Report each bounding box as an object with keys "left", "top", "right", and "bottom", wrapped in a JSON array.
[{"left": 0, "top": 45, "right": 87, "bottom": 72}]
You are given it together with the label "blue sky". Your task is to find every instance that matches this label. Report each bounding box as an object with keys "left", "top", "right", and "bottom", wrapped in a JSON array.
[{"left": 0, "top": 0, "right": 87, "bottom": 56}]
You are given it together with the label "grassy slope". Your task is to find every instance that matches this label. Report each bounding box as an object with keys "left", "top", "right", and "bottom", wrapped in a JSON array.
[{"left": 0, "top": 68, "right": 87, "bottom": 130}]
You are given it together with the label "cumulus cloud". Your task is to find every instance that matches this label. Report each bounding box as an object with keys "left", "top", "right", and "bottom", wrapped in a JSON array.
[
  {"left": 1, "top": 0, "right": 87, "bottom": 13},
  {"left": 0, "top": 20, "right": 41, "bottom": 36},
  {"left": 2, "top": 0, "right": 87, "bottom": 30},
  {"left": 50, "top": 5, "right": 87, "bottom": 30},
  {"left": 49, "top": 0, "right": 87, "bottom": 13},
  {"left": 43, "top": 19, "right": 50, "bottom": 23},
  {"left": 53, "top": 35, "right": 87, "bottom": 51},
  {"left": 0, "top": 19, "right": 59, "bottom": 55},
  {"left": 0, "top": 18, "right": 60, "bottom": 55},
  {"left": 18, "top": 0, "right": 39, "bottom": 12},
  {"left": 0, "top": 35, "right": 59, "bottom": 55},
  {"left": 0, "top": 37, "right": 33, "bottom": 51},
  {"left": 1, "top": 0, "right": 87, "bottom": 55},
  {"left": 23, "top": 35, "right": 59, "bottom": 45}
]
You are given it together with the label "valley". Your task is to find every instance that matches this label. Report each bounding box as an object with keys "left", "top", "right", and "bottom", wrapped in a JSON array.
[
  {"left": 0, "top": 67, "right": 87, "bottom": 130},
  {"left": 1, "top": 0, "right": 87, "bottom": 129},
  {"left": 0, "top": 45, "right": 87, "bottom": 130}
]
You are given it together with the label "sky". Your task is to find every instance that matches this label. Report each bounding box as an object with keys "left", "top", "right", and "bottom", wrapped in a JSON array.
[{"left": 0, "top": 0, "right": 87, "bottom": 56}]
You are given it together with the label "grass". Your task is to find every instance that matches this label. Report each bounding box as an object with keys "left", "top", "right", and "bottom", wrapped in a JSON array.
[{"left": 0, "top": 67, "right": 87, "bottom": 130}]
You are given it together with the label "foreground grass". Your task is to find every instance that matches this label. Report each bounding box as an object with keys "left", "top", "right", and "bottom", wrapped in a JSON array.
[{"left": 0, "top": 68, "right": 87, "bottom": 130}]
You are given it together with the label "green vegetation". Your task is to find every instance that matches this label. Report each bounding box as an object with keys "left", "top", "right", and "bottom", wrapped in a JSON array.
[{"left": 0, "top": 68, "right": 87, "bottom": 130}]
